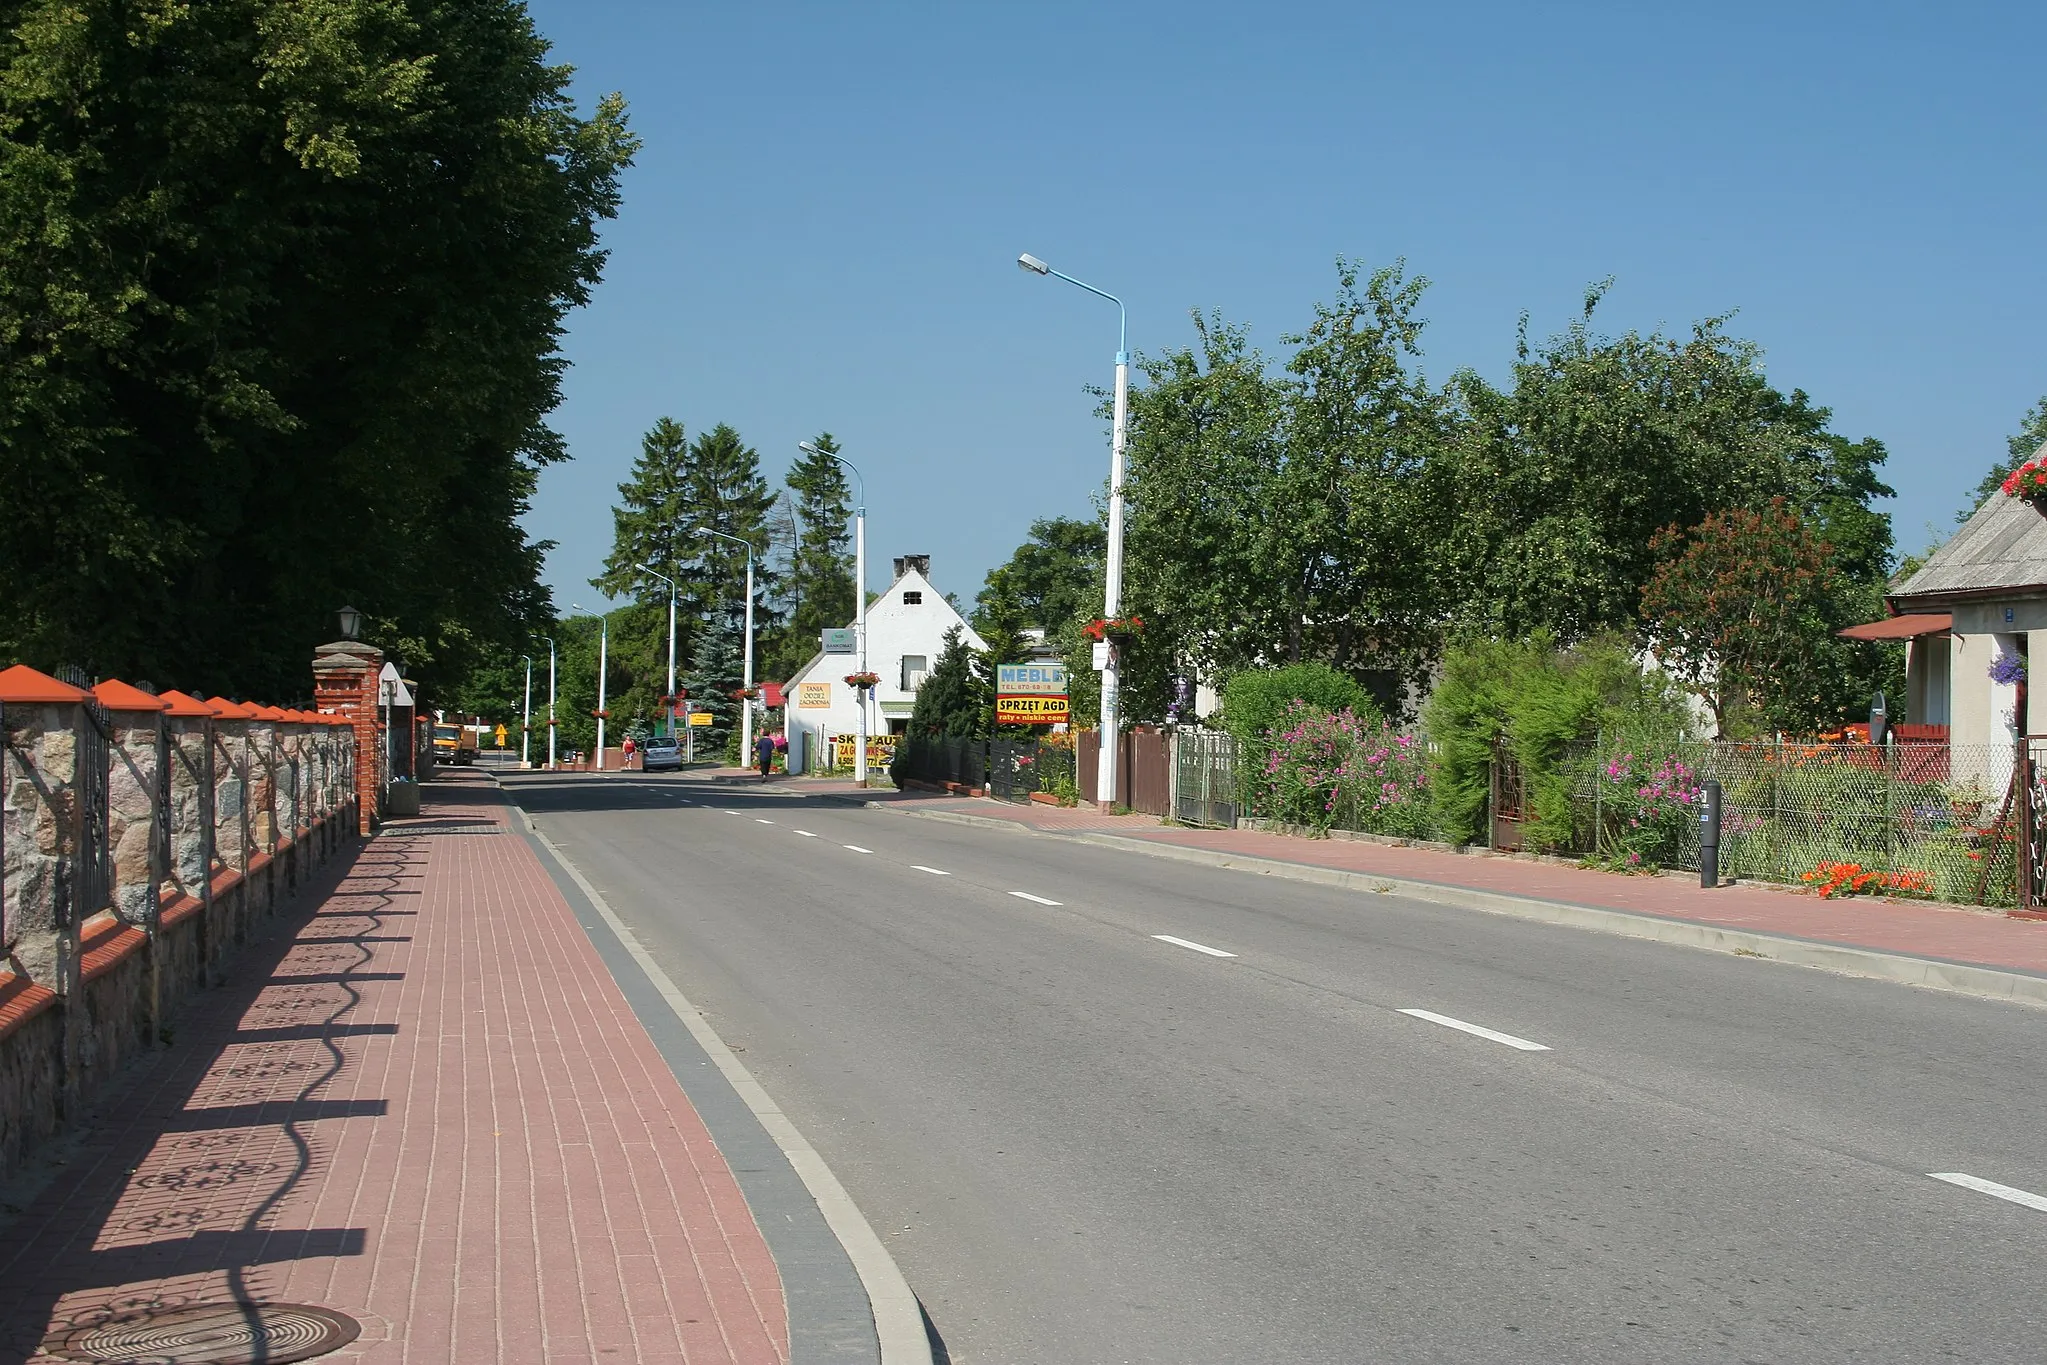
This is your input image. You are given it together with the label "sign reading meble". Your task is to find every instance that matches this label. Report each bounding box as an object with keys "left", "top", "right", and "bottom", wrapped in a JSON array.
[{"left": 996, "top": 664, "right": 1069, "bottom": 724}]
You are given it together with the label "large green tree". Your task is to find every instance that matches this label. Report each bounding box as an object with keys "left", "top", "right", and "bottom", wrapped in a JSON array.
[
  {"left": 973, "top": 517, "right": 1105, "bottom": 642},
  {"left": 593, "top": 417, "right": 694, "bottom": 725},
  {"left": 0, "top": 0, "right": 636, "bottom": 699},
  {"left": 767, "top": 431, "right": 854, "bottom": 678}
]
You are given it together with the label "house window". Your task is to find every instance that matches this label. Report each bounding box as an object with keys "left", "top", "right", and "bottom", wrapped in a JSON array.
[
  {"left": 903, "top": 591, "right": 923, "bottom": 604},
  {"left": 901, "top": 655, "right": 928, "bottom": 691}
]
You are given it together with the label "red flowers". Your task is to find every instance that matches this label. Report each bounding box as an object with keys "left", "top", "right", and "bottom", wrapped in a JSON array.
[
  {"left": 1801, "top": 862, "right": 1932, "bottom": 899},
  {"left": 844, "top": 671, "right": 881, "bottom": 689},
  {"left": 1083, "top": 615, "right": 1145, "bottom": 642},
  {"left": 1999, "top": 459, "right": 2047, "bottom": 500}
]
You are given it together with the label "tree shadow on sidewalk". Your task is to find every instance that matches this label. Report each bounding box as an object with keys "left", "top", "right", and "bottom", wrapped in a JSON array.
[{"left": 0, "top": 818, "right": 424, "bottom": 1356}]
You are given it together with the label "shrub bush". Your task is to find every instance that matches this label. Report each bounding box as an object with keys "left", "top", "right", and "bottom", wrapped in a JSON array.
[{"left": 1219, "top": 663, "right": 1379, "bottom": 747}]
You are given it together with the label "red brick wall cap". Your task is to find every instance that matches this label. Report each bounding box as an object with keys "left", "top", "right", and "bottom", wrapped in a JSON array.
[
  {"left": 249, "top": 704, "right": 287, "bottom": 721},
  {"left": 156, "top": 689, "right": 216, "bottom": 717},
  {"left": 0, "top": 664, "right": 89, "bottom": 704},
  {"left": 92, "top": 679, "right": 167, "bottom": 712},
  {"left": 207, "top": 696, "right": 256, "bottom": 719}
]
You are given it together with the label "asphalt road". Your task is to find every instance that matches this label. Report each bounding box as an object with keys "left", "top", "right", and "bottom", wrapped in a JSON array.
[{"left": 509, "top": 773, "right": 2047, "bottom": 1364}]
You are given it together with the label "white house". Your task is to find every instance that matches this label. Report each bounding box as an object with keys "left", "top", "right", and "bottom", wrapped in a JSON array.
[{"left": 781, "top": 555, "right": 986, "bottom": 772}]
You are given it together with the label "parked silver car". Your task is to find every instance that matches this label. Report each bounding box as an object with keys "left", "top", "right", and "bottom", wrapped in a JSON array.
[{"left": 641, "top": 736, "right": 683, "bottom": 772}]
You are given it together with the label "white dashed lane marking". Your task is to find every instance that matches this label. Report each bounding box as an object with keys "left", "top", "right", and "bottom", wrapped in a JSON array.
[
  {"left": 845, "top": 845, "right": 873, "bottom": 855},
  {"left": 793, "top": 830, "right": 817, "bottom": 838},
  {"left": 756, "top": 818, "right": 775, "bottom": 825},
  {"left": 1397, "top": 1009, "right": 1550, "bottom": 1052},
  {"left": 911, "top": 866, "right": 951, "bottom": 876},
  {"left": 1008, "top": 892, "right": 1061, "bottom": 906},
  {"left": 1152, "top": 934, "right": 1236, "bottom": 958},
  {"left": 1930, "top": 1173, "right": 2047, "bottom": 1214}
]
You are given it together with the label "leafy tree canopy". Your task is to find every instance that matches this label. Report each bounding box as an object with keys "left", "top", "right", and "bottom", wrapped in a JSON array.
[
  {"left": 0, "top": 0, "right": 636, "bottom": 701},
  {"left": 974, "top": 517, "right": 1106, "bottom": 642},
  {"left": 1960, "top": 395, "right": 2047, "bottom": 523}
]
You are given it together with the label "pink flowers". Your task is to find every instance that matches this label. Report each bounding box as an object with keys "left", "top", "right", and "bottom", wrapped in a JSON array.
[{"left": 1260, "top": 702, "right": 1432, "bottom": 836}]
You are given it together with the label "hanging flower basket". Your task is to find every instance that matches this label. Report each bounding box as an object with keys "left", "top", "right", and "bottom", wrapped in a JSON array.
[
  {"left": 2000, "top": 459, "right": 2047, "bottom": 515},
  {"left": 1083, "top": 615, "right": 1145, "bottom": 643},
  {"left": 732, "top": 687, "right": 759, "bottom": 701},
  {"left": 1989, "top": 654, "right": 2028, "bottom": 686},
  {"left": 844, "top": 671, "right": 881, "bottom": 689},
  {"left": 546, "top": 718, "right": 558, "bottom": 727},
  {"left": 591, "top": 709, "right": 610, "bottom": 720}
]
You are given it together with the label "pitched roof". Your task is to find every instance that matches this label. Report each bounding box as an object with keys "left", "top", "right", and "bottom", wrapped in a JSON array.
[{"left": 1894, "top": 446, "right": 2047, "bottom": 604}]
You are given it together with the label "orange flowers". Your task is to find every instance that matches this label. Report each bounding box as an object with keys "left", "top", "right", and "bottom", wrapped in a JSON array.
[{"left": 1801, "top": 862, "right": 1933, "bottom": 899}]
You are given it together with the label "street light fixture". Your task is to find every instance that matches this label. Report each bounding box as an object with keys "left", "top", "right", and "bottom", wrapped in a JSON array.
[
  {"left": 572, "top": 603, "right": 610, "bottom": 772},
  {"left": 337, "top": 605, "right": 362, "bottom": 641},
  {"left": 695, "top": 527, "right": 760, "bottom": 763},
  {"left": 535, "top": 635, "right": 557, "bottom": 770},
  {"left": 637, "top": 563, "right": 679, "bottom": 737},
  {"left": 519, "top": 653, "right": 533, "bottom": 769},
  {"left": 797, "top": 440, "right": 870, "bottom": 784},
  {"left": 1017, "top": 250, "right": 1130, "bottom": 809}
]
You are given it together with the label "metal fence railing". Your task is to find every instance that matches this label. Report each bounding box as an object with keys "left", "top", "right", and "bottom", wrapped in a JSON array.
[
  {"left": 1169, "top": 727, "right": 2023, "bottom": 908},
  {"left": 1572, "top": 740, "right": 2019, "bottom": 905}
]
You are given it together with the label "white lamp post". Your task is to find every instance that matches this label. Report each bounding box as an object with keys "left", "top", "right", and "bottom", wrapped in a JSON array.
[
  {"left": 797, "top": 440, "right": 868, "bottom": 784},
  {"left": 520, "top": 654, "right": 533, "bottom": 769},
  {"left": 1018, "top": 251, "right": 1129, "bottom": 809},
  {"left": 637, "top": 563, "right": 678, "bottom": 737},
  {"left": 573, "top": 603, "right": 609, "bottom": 772},
  {"left": 696, "top": 528, "right": 758, "bottom": 763},
  {"left": 537, "top": 635, "right": 557, "bottom": 770}
]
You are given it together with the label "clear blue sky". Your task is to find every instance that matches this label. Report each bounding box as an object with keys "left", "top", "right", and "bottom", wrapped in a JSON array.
[{"left": 523, "top": 0, "right": 2044, "bottom": 622}]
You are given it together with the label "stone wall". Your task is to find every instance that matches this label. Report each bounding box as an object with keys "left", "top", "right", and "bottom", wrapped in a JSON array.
[{"left": 0, "top": 661, "right": 369, "bottom": 1183}]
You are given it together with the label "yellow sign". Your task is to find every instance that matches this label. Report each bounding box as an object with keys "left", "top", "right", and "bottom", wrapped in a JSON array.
[
  {"left": 832, "top": 733, "right": 899, "bottom": 768},
  {"left": 996, "top": 696, "right": 1070, "bottom": 724},
  {"left": 494, "top": 724, "right": 507, "bottom": 747},
  {"left": 688, "top": 711, "right": 715, "bottom": 728},
  {"left": 798, "top": 682, "right": 832, "bottom": 710}
]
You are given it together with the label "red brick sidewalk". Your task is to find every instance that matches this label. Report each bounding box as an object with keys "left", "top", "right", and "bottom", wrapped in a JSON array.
[
  {"left": 779, "top": 776, "right": 2047, "bottom": 978},
  {"left": 0, "top": 771, "right": 788, "bottom": 1364}
]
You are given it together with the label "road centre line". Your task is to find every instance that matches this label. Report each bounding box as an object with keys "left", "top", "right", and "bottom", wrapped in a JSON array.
[
  {"left": 793, "top": 830, "right": 817, "bottom": 837},
  {"left": 911, "top": 866, "right": 951, "bottom": 876},
  {"left": 1152, "top": 934, "right": 1236, "bottom": 958},
  {"left": 756, "top": 818, "right": 775, "bottom": 824},
  {"left": 1397, "top": 1008, "right": 1551, "bottom": 1052},
  {"left": 1008, "top": 891, "right": 1061, "bottom": 906},
  {"left": 1929, "top": 1172, "right": 2047, "bottom": 1213},
  {"left": 845, "top": 845, "right": 873, "bottom": 854}
]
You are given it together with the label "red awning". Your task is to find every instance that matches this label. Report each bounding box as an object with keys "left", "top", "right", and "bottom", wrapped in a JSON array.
[
  {"left": 1837, "top": 613, "right": 1952, "bottom": 641},
  {"left": 760, "top": 682, "right": 785, "bottom": 708}
]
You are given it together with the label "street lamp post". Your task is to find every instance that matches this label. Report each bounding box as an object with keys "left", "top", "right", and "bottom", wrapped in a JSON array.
[
  {"left": 573, "top": 603, "right": 609, "bottom": 772},
  {"left": 520, "top": 654, "right": 533, "bottom": 769},
  {"left": 637, "top": 563, "right": 678, "bottom": 736},
  {"left": 537, "top": 635, "right": 557, "bottom": 770},
  {"left": 696, "top": 528, "right": 758, "bottom": 764},
  {"left": 797, "top": 441, "right": 868, "bottom": 784},
  {"left": 1018, "top": 252, "right": 1130, "bottom": 809}
]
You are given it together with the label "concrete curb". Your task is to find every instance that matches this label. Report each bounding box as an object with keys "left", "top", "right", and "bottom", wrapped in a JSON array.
[
  {"left": 868, "top": 801, "right": 2047, "bottom": 1011},
  {"left": 510, "top": 799, "right": 932, "bottom": 1365}
]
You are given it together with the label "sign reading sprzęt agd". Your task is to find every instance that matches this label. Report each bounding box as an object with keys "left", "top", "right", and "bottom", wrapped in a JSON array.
[{"left": 995, "top": 695, "right": 1070, "bottom": 724}]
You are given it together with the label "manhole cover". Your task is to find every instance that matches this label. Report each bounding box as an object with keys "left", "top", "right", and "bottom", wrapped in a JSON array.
[{"left": 44, "top": 1302, "right": 360, "bottom": 1363}]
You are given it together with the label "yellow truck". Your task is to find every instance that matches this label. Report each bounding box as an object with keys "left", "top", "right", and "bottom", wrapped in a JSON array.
[{"left": 431, "top": 716, "right": 480, "bottom": 766}]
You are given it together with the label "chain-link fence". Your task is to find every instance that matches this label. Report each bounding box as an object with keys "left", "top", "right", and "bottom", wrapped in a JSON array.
[
  {"left": 1570, "top": 739, "right": 2019, "bottom": 905},
  {"left": 1170, "top": 726, "right": 2020, "bottom": 907}
]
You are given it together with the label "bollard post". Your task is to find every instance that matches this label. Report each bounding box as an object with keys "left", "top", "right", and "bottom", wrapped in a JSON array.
[{"left": 1700, "top": 778, "right": 1723, "bottom": 889}]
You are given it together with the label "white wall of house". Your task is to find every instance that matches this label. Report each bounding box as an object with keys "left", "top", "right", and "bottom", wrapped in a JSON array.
[{"left": 782, "top": 563, "right": 985, "bottom": 768}]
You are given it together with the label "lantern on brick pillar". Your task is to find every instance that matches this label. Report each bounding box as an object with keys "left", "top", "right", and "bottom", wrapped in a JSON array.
[{"left": 313, "top": 621, "right": 383, "bottom": 837}]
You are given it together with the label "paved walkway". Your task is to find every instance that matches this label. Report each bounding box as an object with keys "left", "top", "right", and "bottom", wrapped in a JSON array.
[
  {"left": 0, "top": 770, "right": 788, "bottom": 1364},
  {"left": 762, "top": 773, "right": 2047, "bottom": 979}
]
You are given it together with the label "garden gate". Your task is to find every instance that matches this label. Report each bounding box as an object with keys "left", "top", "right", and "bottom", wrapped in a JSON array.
[{"left": 1489, "top": 738, "right": 1529, "bottom": 852}]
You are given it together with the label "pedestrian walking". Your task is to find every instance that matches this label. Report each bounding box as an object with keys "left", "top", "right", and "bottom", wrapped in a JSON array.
[
  {"left": 755, "top": 732, "right": 777, "bottom": 781},
  {"left": 622, "top": 736, "right": 636, "bottom": 769}
]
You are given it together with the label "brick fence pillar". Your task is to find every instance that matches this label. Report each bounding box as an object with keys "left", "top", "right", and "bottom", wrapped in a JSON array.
[{"left": 313, "top": 639, "right": 383, "bottom": 836}]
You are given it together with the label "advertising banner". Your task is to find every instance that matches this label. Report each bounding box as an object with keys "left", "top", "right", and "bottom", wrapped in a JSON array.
[
  {"left": 832, "top": 732, "right": 899, "bottom": 768},
  {"left": 995, "top": 695, "right": 1071, "bottom": 725},
  {"left": 798, "top": 682, "right": 833, "bottom": 709},
  {"left": 996, "top": 664, "right": 1068, "bottom": 696},
  {"left": 687, "top": 711, "right": 714, "bottom": 727}
]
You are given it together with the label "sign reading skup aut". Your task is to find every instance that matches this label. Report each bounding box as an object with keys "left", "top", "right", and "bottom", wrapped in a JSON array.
[{"left": 996, "top": 663, "right": 1069, "bottom": 725}]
